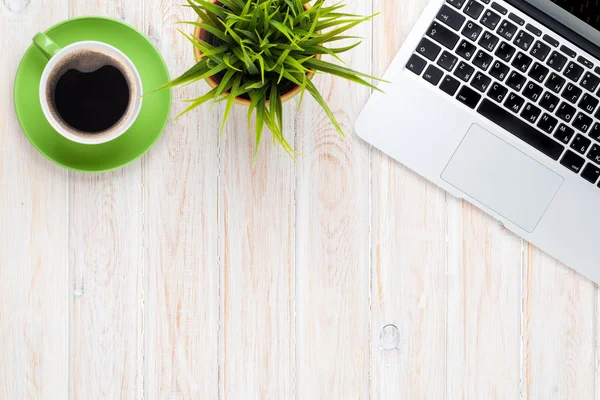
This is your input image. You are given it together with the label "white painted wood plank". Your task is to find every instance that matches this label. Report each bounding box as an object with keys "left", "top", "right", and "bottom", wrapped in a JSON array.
[
  {"left": 69, "top": 169, "right": 143, "bottom": 399},
  {"left": 369, "top": 0, "right": 447, "bottom": 398},
  {"left": 67, "top": 2, "right": 144, "bottom": 399},
  {"left": 0, "top": 0, "right": 69, "bottom": 399},
  {"left": 596, "top": 285, "right": 600, "bottom": 400},
  {"left": 446, "top": 204, "right": 522, "bottom": 399},
  {"left": 525, "top": 248, "right": 595, "bottom": 399},
  {"left": 220, "top": 109, "right": 296, "bottom": 399},
  {"left": 294, "top": 0, "right": 371, "bottom": 397},
  {"left": 370, "top": 170, "right": 447, "bottom": 399},
  {"left": 143, "top": 2, "right": 220, "bottom": 398}
]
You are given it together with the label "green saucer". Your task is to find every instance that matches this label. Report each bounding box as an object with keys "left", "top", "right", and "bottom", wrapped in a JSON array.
[{"left": 14, "top": 17, "right": 171, "bottom": 172}]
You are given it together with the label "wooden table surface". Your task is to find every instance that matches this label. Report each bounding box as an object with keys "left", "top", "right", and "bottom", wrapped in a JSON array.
[{"left": 1, "top": 0, "right": 598, "bottom": 398}]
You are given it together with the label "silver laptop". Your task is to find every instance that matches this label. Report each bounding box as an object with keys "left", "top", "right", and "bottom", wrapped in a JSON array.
[{"left": 356, "top": 0, "right": 600, "bottom": 282}]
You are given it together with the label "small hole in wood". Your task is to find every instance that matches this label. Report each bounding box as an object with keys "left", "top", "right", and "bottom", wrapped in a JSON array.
[
  {"left": 380, "top": 324, "right": 400, "bottom": 351},
  {"left": 2, "top": 0, "right": 31, "bottom": 13}
]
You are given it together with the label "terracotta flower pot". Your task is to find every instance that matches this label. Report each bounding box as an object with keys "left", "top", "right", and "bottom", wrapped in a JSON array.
[{"left": 192, "top": 1, "right": 318, "bottom": 106}]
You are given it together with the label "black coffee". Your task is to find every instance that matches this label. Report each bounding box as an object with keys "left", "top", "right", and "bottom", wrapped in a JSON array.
[{"left": 53, "top": 65, "right": 130, "bottom": 133}]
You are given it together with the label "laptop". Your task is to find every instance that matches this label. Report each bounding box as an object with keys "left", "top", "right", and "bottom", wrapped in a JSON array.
[{"left": 356, "top": 0, "right": 600, "bottom": 282}]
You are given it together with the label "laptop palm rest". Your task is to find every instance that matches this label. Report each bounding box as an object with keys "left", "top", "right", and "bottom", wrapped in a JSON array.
[{"left": 441, "top": 124, "right": 564, "bottom": 233}]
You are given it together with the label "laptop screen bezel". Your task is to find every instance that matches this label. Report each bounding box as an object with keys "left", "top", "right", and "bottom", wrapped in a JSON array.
[{"left": 505, "top": 0, "right": 600, "bottom": 60}]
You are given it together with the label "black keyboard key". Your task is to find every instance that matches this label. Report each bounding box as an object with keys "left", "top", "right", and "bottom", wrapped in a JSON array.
[
  {"left": 456, "top": 86, "right": 481, "bottom": 108},
  {"left": 491, "top": 2, "right": 507, "bottom": 15},
  {"left": 540, "top": 91, "right": 560, "bottom": 112},
  {"left": 583, "top": 163, "right": 600, "bottom": 182},
  {"left": 473, "top": 50, "right": 493, "bottom": 70},
  {"left": 406, "top": 54, "right": 427, "bottom": 75},
  {"left": 437, "top": 51, "right": 459, "bottom": 71},
  {"left": 506, "top": 71, "right": 526, "bottom": 91},
  {"left": 581, "top": 72, "right": 600, "bottom": 92},
  {"left": 526, "top": 23, "right": 542, "bottom": 37},
  {"left": 547, "top": 51, "right": 568, "bottom": 72},
  {"left": 437, "top": 5, "right": 466, "bottom": 30},
  {"left": 447, "top": 0, "right": 467, "bottom": 9},
  {"left": 464, "top": 0, "right": 484, "bottom": 19},
  {"left": 495, "top": 41, "right": 516, "bottom": 62},
  {"left": 578, "top": 93, "right": 599, "bottom": 114},
  {"left": 456, "top": 40, "right": 477, "bottom": 60},
  {"left": 480, "top": 10, "right": 501, "bottom": 30},
  {"left": 595, "top": 67, "right": 600, "bottom": 75},
  {"left": 530, "top": 41, "right": 551, "bottom": 61},
  {"left": 440, "top": 75, "right": 461, "bottom": 95},
  {"left": 509, "top": 13, "right": 525, "bottom": 26},
  {"left": 564, "top": 62, "right": 584, "bottom": 82},
  {"left": 581, "top": 164, "right": 600, "bottom": 183},
  {"left": 511, "top": 52, "right": 532, "bottom": 73},
  {"left": 561, "top": 83, "right": 583, "bottom": 103},
  {"left": 523, "top": 81, "right": 543, "bottom": 101},
  {"left": 545, "top": 72, "right": 566, "bottom": 93},
  {"left": 514, "top": 30, "right": 534, "bottom": 51},
  {"left": 504, "top": 92, "right": 525, "bottom": 113},
  {"left": 521, "top": 102, "right": 541, "bottom": 123},
  {"left": 577, "top": 56, "right": 594, "bottom": 69},
  {"left": 556, "top": 102, "right": 577, "bottom": 123},
  {"left": 571, "top": 134, "right": 592, "bottom": 154},
  {"left": 478, "top": 31, "right": 500, "bottom": 52},
  {"left": 423, "top": 64, "right": 444, "bottom": 85},
  {"left": 471, "top": 71, "right": 492, "bottom": 92},
  {"left": 528, "top": 62, "right": 549, "bottom": 83},
  {"left": 462, "top": 21, "right": 483, "bottom": 41},
  {"left": 427, "top": 22, "right": 460, "bottom": 49},
  {"left": 588, "top": 143, "right": 600, "bottom": 164},
  {"left": 489, "top": 60, "right": 510, "bottom": 81},
  {"left": 542, "top": 34, "right": 559, "bottom": 47},
  {"left": 560, "top": 150, "right": 585, "bottom": 173},
  {"left": 561, "top": 45, "right": 576, "bottom": 58},
  {"left": 538, "top": 113, "right": 558, "bottom": 133},
  {"left": 554, "top": 124, "right": 575, "bottom": 144},
  {"left": 454, "top": 61, "right": 475, "bottom": 81},
  {"left": 497, "top": 20, "right": 518, "bottom": 40},
  {"left": 488, "top": 81, "right": 509, "bottom": 102},
  {"left": 588, "top": 117, "right": 600, "bottom": 138},
  {"left": 416, "top": 38, "right": 442, "bottom": 61},
  {"left": 477, "top": 99, "right": 565, "bottom": 160},
  {"left": 573, "top": 112, "right": 593, "bottom": 133},
  {"left": 590, "top": 123, "right": 600, "bottom": 142}
]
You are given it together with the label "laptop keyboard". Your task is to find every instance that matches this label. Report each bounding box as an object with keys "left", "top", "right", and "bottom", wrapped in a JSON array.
[{"left": 406, "top": 0, "right": 600, "bottom": 188}]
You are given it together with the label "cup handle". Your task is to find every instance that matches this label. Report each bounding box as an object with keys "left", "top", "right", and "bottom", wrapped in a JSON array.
[{"left": 32, "top": 33, "right": 62, "bottom": 60}]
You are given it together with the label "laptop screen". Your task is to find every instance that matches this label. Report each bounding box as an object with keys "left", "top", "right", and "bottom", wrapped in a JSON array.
[{"left": 522, "top": 0, "right": 600, "bottom": 47}]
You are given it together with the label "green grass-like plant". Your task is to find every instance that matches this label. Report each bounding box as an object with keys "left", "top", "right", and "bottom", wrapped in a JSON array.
[{"left": 158, "top": 0, "right": 383, "bottom": 160}]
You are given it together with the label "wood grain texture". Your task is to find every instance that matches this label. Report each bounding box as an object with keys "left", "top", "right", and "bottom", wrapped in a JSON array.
[
  {"left": 69, "top": 168, "right": 143, "bottom": 399},
  {"left": 370, "top": 0, "right": 447, "bottom": 398},
  {"left": 143, "top": 1, "right": 220, "bottom": 398},
  {"left": 0, "top": 0, "right": 69, "bottom": 398},
  {"left": 596, "top": 286, "right": 600, "bottom": 400},
  {"left": 220, "top": 108, "right": 296, "bottom": 399},
  {"left": 446, "top": 204, "right": 522, "bottom": 399},
  {"left": 525, "top": 247, "right": 596, "bottom": 399},
  {"left": 67, "top": 1, "right": 144, "bottom": 398},
  {"left": 294, "top": 0, "right": 371, "bottom": 397},
  {"left": 3, "top": 0, "right": 600, "bottom": 398}
]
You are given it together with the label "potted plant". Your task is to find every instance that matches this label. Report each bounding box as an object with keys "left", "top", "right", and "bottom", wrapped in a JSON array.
[{"left": 157, "top": 0, "right": 382, "bottom": 159}]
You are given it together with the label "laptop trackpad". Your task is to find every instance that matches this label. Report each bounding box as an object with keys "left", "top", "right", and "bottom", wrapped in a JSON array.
[{"left": 441, "top": 124, "right": 563, "bottom": 233}]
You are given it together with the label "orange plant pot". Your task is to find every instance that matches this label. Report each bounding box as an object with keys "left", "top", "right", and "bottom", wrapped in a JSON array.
[{"left": 192, "top": 1, "right": 318, "bottom": 106}]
